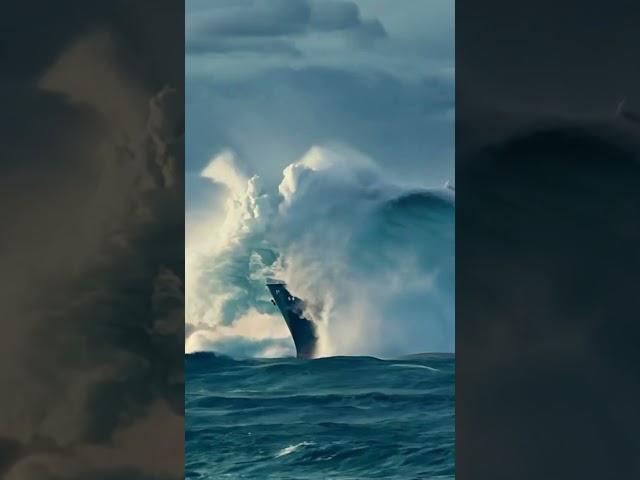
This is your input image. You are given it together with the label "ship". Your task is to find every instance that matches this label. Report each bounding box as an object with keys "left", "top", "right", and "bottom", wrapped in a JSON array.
[{"left": 266, "top": 280, "right": 318, "bottom": 359}]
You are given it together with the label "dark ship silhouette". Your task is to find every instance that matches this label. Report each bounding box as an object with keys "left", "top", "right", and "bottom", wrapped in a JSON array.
[{"left": 266, "top": 280, "right": 318, "bottom": 359}]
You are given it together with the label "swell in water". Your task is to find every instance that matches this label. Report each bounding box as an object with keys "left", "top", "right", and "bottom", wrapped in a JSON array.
[{"left": 186, "top": 352, "right": 454, "bottom": 479}]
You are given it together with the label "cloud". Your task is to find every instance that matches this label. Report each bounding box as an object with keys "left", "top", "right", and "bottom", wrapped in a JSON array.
[
  {"left": 185, "top": 1, "right": 454, "bottom": 242},
  {"left": 6, "top": 400, "right": 182, "bottom": 480},
  {"left": 0, "top": 9, "right": 184, "bottom": 479},
  {"left": 188, "top": 37, "right": 303, "bottom": 57},
  {"left": 38, "top": 30, "right": 148, "bottom": 132},
  {"left": 190, "top": 0, "right": 311, "bottom": 37},
  {"left": 186, "top": 0, "right": 386, "bottom": 54}
]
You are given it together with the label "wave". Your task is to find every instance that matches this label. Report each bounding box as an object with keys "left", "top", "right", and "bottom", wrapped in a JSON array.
[
  {"left": 186, "top": 144, "right": 454, "bottom": 358},
  {"left": 185, "top": 352, "right": 454, "bottom": 479}
]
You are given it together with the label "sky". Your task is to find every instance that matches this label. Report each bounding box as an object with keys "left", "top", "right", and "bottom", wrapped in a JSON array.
[{"left": 186, "top": 0, "right": 454, "bottom": 221}]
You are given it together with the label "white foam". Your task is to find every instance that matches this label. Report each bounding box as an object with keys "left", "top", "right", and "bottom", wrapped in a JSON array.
[
  {"left": 275, "top": 441, "right": 315, "bottom": 458},
  {"left": 389, "top": 363, "right": 439, "bottom": 372}
]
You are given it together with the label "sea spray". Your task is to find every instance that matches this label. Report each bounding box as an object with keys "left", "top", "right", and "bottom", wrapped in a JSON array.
[{"left": 186, "top": 145, "right": 454, "bottom": 357}]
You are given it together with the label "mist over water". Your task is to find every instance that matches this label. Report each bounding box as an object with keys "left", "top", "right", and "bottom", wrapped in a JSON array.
[{"left": 186, "top": 145, "right": 454, "bottom": 358}]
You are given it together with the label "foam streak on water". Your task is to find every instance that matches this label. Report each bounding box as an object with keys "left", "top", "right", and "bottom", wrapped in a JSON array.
[{"left": 186, "top": 353, "right": 455, "bottom": 479}]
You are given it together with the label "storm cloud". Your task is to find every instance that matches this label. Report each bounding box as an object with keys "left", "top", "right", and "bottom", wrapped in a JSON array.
[
  {"left": 186, "top": 0, "right": 454, "bottom": 218},
  {"left": 187, "top": 0, "right": 386, "bottom": 54},
  {"left": 456, "top": 0, "right": 640, "bottom": 477},
  {"left": 0, "top": 1, "right": 183, "bottom": 479}
]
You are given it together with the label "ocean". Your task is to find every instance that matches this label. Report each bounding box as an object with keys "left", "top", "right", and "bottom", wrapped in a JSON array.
[{"left": 186, "top": 353, "right": 454, "bottom": 479}]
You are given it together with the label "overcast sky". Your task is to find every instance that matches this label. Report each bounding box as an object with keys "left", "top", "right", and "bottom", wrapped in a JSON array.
[{"left": 186, "top": 0, "right": 454, "bottom": 216}]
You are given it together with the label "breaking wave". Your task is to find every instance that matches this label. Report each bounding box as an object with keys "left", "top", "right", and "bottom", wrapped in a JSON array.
[{"left": 186, "top": 145, "right": 454, "bottom": 357}]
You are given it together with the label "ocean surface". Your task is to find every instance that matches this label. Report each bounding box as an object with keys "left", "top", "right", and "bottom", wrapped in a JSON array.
[{"left": 186, "top": 353, "right": 454, "bottom": 479}]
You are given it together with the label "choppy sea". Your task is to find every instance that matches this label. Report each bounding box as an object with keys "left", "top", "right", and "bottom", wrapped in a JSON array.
[{"left": 186, "top": 352, "right": 454, "bottom": 479}]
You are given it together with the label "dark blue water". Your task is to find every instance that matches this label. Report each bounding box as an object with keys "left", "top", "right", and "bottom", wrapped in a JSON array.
[{"left": 186, "top": 353, "right": 454, "bottom": 479}]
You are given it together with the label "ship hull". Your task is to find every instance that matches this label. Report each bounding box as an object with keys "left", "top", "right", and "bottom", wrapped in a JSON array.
[{"left": 267, "top": 282, "right": 318, "bottom": 359}]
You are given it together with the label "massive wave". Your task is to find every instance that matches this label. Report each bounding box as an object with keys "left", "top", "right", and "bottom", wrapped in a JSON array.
[{"left": 186, "top": 145, "right": 454, "bottom": 358}]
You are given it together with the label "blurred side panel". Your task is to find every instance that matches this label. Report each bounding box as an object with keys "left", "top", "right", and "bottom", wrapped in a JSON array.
[
  {"left": 0, "top": 1, "right": 184, "bottom": 479},
  {"left": 456, "top": 0, "right": 640, "bottom": 478}
]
